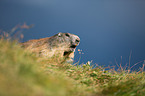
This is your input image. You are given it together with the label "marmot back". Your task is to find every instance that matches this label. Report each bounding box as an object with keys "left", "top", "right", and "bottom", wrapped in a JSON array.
[{"left": 21, "top": 32, "right": 80, "bottom": 63}]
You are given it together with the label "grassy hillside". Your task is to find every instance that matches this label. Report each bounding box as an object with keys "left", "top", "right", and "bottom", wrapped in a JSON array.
[{"left": 0, "top": 40, "right": 145, "bottom": 96}]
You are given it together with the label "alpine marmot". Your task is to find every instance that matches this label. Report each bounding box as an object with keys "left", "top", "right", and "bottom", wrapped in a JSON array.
[{"left": 21, "top": 32, "right": 80, "bottom": 63}]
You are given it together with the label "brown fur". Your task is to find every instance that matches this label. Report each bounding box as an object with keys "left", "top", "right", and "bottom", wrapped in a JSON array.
[{"left": 21, "top": 32, "right": 80, "bottom": 63}]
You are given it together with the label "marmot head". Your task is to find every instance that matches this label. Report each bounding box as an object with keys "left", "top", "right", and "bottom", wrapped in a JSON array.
[{"left": 49, "top": 32, "right": 80, "bottom": 57}]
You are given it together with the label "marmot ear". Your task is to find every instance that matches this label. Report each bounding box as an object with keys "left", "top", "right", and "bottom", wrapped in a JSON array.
[{"left": 58, "top": 32, "right": 62, "bottom": 37}]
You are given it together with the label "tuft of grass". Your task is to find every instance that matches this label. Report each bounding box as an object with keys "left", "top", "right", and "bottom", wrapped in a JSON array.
[
  {"left": 40, "top": 54, "right": 145, "bottom": 96},
  {"left": 0, "top": 40, "right": 91, "bottom": 96},
  {"left": 0, "top": 39, "right": 145, "bottom": 96}
]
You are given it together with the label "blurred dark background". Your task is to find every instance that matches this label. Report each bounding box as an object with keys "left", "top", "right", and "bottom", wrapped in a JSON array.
[{"left": 0, "top": 0, "right": 145, "bottom": 70}]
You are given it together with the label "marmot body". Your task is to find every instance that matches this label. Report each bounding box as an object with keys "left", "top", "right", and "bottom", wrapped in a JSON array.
[{"left": 21, "top": 32, "right": 80, "bottom": 63}]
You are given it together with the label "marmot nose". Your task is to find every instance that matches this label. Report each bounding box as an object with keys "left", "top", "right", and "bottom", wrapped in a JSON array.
[{"left": 76, "top": 38, "right": 80, "bottom": 43}]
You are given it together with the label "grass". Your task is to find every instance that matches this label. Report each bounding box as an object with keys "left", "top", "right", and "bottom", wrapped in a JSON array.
[{"left": 0, "top": 39, "right": 145, "bottom": 96}]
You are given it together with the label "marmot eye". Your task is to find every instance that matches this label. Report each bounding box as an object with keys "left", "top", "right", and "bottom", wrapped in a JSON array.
[{"left": 65, "top": 33, "right": 70, "bottom": 37}]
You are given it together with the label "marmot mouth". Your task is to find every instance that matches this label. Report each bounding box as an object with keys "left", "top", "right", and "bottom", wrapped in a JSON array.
[
  {"left": 63, "top": 45, "right": 77, "bottom": 56},
  {"left": 63, "top": 51, "right": 70, "bottom": 56},
  {"left": 70, "top": 45, "right": 77, "bottom": 48},
  {"left": 70, "top": 45, "right": 77, "bottom": 52}
]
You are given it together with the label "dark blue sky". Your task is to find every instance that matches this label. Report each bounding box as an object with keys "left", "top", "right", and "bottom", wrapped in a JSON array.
[{"left": 0, "top": 0, "right": 145, "bottom": 69}]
